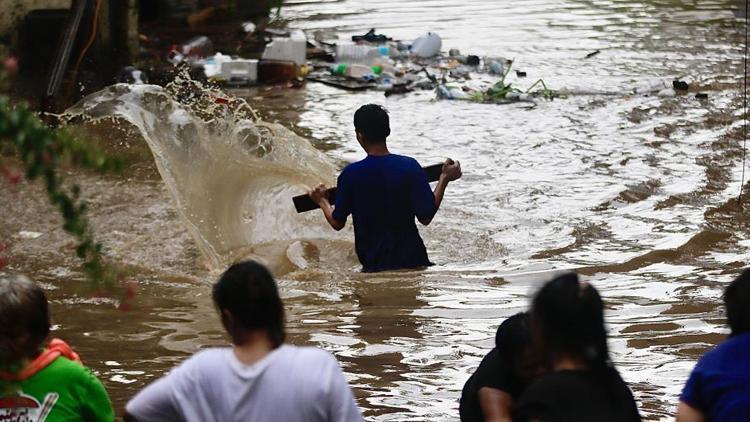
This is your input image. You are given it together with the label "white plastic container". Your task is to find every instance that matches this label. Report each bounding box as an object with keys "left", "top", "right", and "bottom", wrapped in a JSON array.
[
  {"left": 410, "top": 32, "right": 442, "bottom": 58},
  {"left": 201, "top": 53, "right": 232, "bottom": 78},
  {"left": 262, "top": 29, "right": 307, "bottom": 66},
  {"left": 220, "top": 59, "right": 258, "bottom": 83}
]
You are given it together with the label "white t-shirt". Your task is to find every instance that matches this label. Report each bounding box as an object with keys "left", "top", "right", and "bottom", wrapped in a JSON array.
[{"left": 126, "top": 345, "right": 362, "bottom": 422}]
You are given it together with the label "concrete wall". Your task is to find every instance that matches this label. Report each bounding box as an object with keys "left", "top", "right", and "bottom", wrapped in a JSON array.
[{"left": 0, "top": 0, "right": 72, "bottom": 36}]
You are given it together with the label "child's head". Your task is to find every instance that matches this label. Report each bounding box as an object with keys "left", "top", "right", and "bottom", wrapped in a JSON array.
[{"left": 0, "top": 275, "right": 50, "bottom": 362}]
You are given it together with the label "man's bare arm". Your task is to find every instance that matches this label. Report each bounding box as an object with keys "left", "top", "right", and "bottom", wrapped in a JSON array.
[
  {"left": 479, "top": 387, "right": 514, "bottom": 422},
  {"left": 309, "top": 184, "right": 345, "bottom": 231},
  {"left": 676, "top": 401, "right": 706, "bottom": 422},
  {"left": 419, "top": 159, "right": 462, "bottom": 225},
  {"left": 318, "top": 197, "right": 345, "bottom": 231}
]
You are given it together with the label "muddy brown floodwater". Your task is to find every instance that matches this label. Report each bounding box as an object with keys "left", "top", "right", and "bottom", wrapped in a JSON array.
[{"left": 2, "top": 0, "right": 749, "bottom": 420}]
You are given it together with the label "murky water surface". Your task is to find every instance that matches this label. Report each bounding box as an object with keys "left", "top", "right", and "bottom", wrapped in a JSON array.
[{"left": 2, "top": 0, "right": 749, "bottom": 420}]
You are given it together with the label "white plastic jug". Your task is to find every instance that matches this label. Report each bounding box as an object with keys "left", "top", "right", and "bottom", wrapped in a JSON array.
[
  {"left": 410, "top": 32, "right": 442, "bottom": 58},
  {"left": 262, "top": 30, "right": 307, "bottom": 66}
]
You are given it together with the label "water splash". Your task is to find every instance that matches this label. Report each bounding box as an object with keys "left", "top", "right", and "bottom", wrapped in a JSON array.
[{"left": 62, "top": 75, "right": 337, "bottom": 269}]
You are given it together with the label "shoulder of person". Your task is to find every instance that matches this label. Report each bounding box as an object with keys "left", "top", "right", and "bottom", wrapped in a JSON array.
[
  {"left": 37, "top": 357, "right": 106, "bottom": 395},
  {"left": 395, "top": 154, "right": 421, "bottom": 166},
  {"left": 42, "top": 355, "right": 97, "bottom": 382},
  {"left": 170, "top": 347, "right": 232, "bottom": 377},
  {"left": 187, "top": 347, "right": 231, "bottom": 362},
  {"left": 605, "top": 367, "right": 637, "bottom": 394},
  {"left": 338, "top": 160, "right": 364, "bottom": 178},
  {"left": 283, "top": 345, "right": 338, "bottom": 365},
  {"left": 694, "top": 332, "right": 750, "bottom": 370},
  {"left": 717, "top": 332, "right": 750, "bottom": 354},
  {"left": 391, "top": 155, "right": 424, "bottom": 174}
]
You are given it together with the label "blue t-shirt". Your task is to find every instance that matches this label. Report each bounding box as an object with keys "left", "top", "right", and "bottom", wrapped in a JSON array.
[
  {"left": 680, "top": 332, "right": 750, "bottom": 421},
  {"left": 332, "top": 154, "right": 437, "bottom": 272}
]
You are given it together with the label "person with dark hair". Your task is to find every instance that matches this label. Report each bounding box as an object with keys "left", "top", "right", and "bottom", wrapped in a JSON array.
[
  {"left": 677, "top": 268, "right": 750, "bottom": 421},
  {"left": 514, "top": 273, "right": 641, "bottom": 422},
  {"left": 459, "top": 312, "right": 537, "bottom": 422},
  {"left": 309, "top": 104, "right": 462, "bottom": 272},
  {"left": 125, "top": 261, "right": 361, "bottom": 422},
  {"left": 0, "top": 274, "right": 114, "bottom": 421}
]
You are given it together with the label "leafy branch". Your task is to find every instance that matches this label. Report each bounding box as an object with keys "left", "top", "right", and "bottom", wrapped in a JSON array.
[{"left": 0, "top": 96, "right": 123, "bottom": 287}]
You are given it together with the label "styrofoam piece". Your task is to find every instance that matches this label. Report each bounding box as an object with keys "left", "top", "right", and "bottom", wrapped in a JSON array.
[{"left": 220, "top": 59, "right": 258, "bottom": 82}]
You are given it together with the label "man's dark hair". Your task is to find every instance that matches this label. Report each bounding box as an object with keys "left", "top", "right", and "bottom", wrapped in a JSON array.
[
  {"left": 724, "top": 268, "right": 750, "bottom": 336},
  {"left": 354, "top": 104, "right": 390, "bottom": 143},
  {"left": 213, "top": 261, "right": 285, "bottom": 348}
]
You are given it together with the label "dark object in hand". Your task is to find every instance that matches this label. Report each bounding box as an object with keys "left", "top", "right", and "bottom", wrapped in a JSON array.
[{"left": 293, "top": 163, "right": 444, "bottom": 213}]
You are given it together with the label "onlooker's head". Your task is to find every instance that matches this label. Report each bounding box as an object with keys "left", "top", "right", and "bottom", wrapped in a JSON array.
[
  {"left": 213, "top": 261, "right": 285, "bottom": 348},
  {"left": 724, "top": 268, "right": 750, "bottom": 336},
  {"left": 495, "top": 312, "right": 531, "bottom": 364},
  {"left": 354, "top": 104, "right": 390, "bottom": 144},
  {"left": 495, "top": 312, "right": 537, "bottom": 382},
  {"left": 530, "top": 273, "right": 610, "bottom": 369},
  {"left": 0, "top": 275, "right": 51, "bottom": 362}
]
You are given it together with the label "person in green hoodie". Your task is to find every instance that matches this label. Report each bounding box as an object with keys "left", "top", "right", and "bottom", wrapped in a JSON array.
[{"left": 0, "top": 274, "right": 114, "bottom": 421}]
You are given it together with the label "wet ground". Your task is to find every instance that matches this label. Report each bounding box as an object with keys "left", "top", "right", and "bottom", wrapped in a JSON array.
[{"left": 2, "top": 0, "right": 749, "bottom": 420}]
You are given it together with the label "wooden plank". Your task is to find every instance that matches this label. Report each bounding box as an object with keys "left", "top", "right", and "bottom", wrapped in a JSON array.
[{"left": 293, "top": 163, "right": 444, "bottom": 213}]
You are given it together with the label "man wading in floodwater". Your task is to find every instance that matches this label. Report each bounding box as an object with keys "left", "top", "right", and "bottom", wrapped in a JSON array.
[{"left": 309, "top": 104, "right": 462, "bottom": 272}]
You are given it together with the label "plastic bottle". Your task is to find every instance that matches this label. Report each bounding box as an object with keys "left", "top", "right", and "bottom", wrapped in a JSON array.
[
  {"left": 487, "top": 60, "right": 504, "bottom": 75},
  {"left": 331, "top": 63, "right": 347, "bottom": 75},
  {"left": 507, "top": 92, "right": 533, "bottom": 102},
  {"left": 437, "top": 85, "right": 469, "bottom": 100},
  {"left": 258, "top": 60, "right": 298, "bottom": 84},
  {"left": 345, "top": 64, "right": 375, "bottom": 79},
  {"left": 335, "top": 44, "right": 382, "bottom": 64}
]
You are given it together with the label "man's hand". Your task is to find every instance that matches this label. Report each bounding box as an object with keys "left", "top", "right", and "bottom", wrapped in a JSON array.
[
  {"left": 309, "top": 183, "right": 345, "bottom": 231},
  {"left": 308, "top": 183, "right": 329, "bottom": 205},
  {"left": 441, "top": 159, "right": 462, "bottom": 182},
  {"left": 422, "top": 158, "right": 462, "bottom": 226}
]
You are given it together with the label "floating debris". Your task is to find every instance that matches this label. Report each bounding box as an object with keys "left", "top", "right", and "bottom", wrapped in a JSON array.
[{"left": 584, "top": 50, "right": 601, "bottom": 59}]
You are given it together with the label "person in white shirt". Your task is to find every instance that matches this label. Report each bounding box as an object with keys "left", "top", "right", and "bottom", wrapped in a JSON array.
[{"left": 125, "top": 261, "right": 362, "bottom": 422}]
